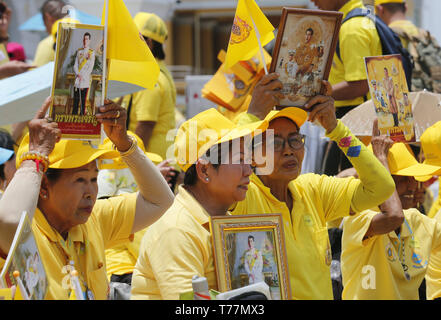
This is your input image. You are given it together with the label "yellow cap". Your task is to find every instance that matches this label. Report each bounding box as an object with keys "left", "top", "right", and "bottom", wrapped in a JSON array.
[
  {"left": 416, "top": 121, "right": 441, "bottom": 181},
  {"left": 98, "top": 131, "right": 163, "bottom": 169},
  {"left": 51, "top": 17, "right": 81, "bottom": 39},
  {"left": 133, "top": 12, "right": 168, "bottom": 44},
  {"left": 174, "top": 108, "right": 268, "bottom": 172},
  {"left": 368, "top": 142, "right": 441, "bottom": 177},
  {"left": 375, "top": 0, "right": 405, "bottom": 6},
  {"left": 16, "top": 134, "right": 120, "bottom": 169},
  {"left": 264, "top": 107, "right": 308, "bottom": 128}
]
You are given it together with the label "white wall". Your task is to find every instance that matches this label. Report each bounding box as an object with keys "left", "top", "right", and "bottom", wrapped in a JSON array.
[{"left": 420, "top": 0, "right": 441, "bottom": 43}]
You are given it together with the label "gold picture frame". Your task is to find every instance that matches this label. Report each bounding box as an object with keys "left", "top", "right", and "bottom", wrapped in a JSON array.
[
  {"left": 210, "top": 214, "right": 291, "bottom": 300},
  {"left": 269, "top": 7, "right": 342, "bottom": 109}
]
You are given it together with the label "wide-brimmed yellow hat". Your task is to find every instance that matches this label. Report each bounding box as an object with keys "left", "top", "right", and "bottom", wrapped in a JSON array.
[
  {"left": 16, "top": 134, "right": 120, "bottom": 170},
  {"left": 265, "top": 107, "right": 308, "bottom": 128},
  {"left": 368, "top": 142, "right": 441, "bottom": 177},
  {"left": 51, "top": 17, "right": 81, "bottom": 40},
  {"left": 375, "top": 0, "right": 405, "bottom": 6},
  {"left": 98, "top": 131, "right": 163, "bottom": 169},
  {"left": 133, "top": 12, "right": 168, "bottom": 44},
  {"left": 174, "top": 108, "right": 268, "bottom": 172}
]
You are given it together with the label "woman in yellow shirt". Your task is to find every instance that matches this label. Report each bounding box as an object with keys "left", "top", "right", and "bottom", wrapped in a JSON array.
[
  {"left": 231, "top": 73, "right": 396, "bottom": 299},
  {"left": 130, "top": 108, "right": 268, "bottom": 299},
  {"left": 0, "top": 97, "right": 174, "bottom": 299}
]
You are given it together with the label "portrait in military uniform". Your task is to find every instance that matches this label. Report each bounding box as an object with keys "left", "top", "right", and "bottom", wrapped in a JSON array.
[
  {"left": 269, "top": 8, "right": 342, "bottom": 108},
  {"left": 50, "top": 22, "right": 105, "bottom": 139},
  {"left": 365, "top": 54, "right": 416, "bottom": 143}
]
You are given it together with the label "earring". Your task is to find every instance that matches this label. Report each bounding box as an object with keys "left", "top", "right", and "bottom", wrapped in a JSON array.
[{"left": 205, "top": 177, "right": 209, "bottom": 182}]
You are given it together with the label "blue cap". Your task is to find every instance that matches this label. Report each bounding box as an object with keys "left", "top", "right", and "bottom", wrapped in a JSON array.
[{"left": 0, "top": 147, "right": 14, "bottom": 165}]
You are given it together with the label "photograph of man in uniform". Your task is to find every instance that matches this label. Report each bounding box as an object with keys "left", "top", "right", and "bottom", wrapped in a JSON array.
[
  {"left": 383, "top": 67, "right": 399, "bottom": 127},
  {"left": 72, "top": 32, "right": 95, "bottom": 116}
]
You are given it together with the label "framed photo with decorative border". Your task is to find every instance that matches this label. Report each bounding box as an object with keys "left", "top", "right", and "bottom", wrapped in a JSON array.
[
  {"left": 50, "top": 22, "right": 106, "bottom": 140},
  {"left": 269, "top": 7, "right": 342, "bottom": 108},
  {"left": 210, "top": 214, "right": 291, "bottom": 300}
]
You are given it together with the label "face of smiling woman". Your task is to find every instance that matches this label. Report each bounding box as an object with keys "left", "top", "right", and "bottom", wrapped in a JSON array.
[{"left": 39, "top": 161, "right": 99, "bottom": 238}]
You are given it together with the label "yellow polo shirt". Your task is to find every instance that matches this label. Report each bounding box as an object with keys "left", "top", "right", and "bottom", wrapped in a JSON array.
[
  {"left": 341, "top": 208, "right": 441, "bottom": 300},
  {"left": 426, "top": 210, "right": 441, "bottom": 299},
  {"left": 131, "top": 186, "right": 217, "bottom": 300},
  {"left": 33, "top": 35, "right": 55, "bottom": 67},
  {"left": 232, "top": 173, "right": 360, "bottom": 300},
  {"left": 105, "top": 228, "right": 147, "bottom": 279},
  {"left": 121, "top": 60, "right": 176, "bottom": 160},
  {"left": 389, "top": 20, "right": 420, "bottom": 50},
  {"left": 0, "top": 193, "right": 137, "bottom": 300},
  {"left": 329, "top": 0, "right": 382, "bottom": 108}
]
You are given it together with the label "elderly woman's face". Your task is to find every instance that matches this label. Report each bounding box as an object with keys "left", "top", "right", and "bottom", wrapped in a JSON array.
[
  {"left": 261, "top": 118, "right": 304, "bottom": 181},
  {"left": 205, "top": 140, "right": 253, "bottom": 205},
  {"left": 44, "top": 161, "right": 99, "bottom": 230}
]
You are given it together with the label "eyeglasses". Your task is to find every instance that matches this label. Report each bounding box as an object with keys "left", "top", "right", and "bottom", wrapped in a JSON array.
[{"left": 271, "top": 134, "right": 306, "bottom": 152}]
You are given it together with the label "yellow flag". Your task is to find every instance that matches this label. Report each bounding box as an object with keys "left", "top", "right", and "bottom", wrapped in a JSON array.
[
  {"left": 0, "top": 288, "right": 13, "bottom": 300},
  {"left": 101, "top": 0, "right": 160, "bottom": 90},
  {"left": 224, "top": 0, "right": 275, "bottom": 69}
]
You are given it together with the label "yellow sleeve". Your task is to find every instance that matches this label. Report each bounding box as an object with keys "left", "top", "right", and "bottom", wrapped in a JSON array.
[
  {"left": 342, "top": 210, "right": 378, "bottom": 248},
  {"left": 141, "top": 228, "right": 206, "bottom": 300},
  {"left": 339, "top": 18, "right": 379, "bottom": 82},
  {"left": 33, "top": 36, "right": 55, "bottom": 67},
  {"left": 132, "top": 82, "right": 163, "bottom": 123},
  {"left": 92, "top": 192, "right": 137, "bottom": 249},
  {"left": 426, "top": 214, "right": 441, "bottom": 300},
  {"left": 236, "top": 112, "right": 261, "bottom": 126},
  {"left": 326, "top": 120, "right": 396, "bottom": 214}
]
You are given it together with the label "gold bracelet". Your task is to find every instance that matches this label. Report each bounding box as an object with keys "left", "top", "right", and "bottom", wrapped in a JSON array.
[
  {"left": 19, "top": 151, "right": 50, "bottom": 173},
  {"left": 118, "top": 135, "right": 137, "bottom": 157}
]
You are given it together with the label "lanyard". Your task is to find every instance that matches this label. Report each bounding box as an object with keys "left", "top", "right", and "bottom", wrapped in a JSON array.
[
  {"left": 54, "top": 239, "right": 94, "bottom": 300},
  {"left": 397, "top": 218, "right": 413, "bottom": 281}
]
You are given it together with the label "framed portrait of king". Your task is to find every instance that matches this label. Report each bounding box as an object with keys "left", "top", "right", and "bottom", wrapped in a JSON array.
[
  {"left": 210, "top": 214, "right": 291, "bottom": 300},
  {"left": 269, "top": 8, "right": 343, "bottom": 108},
  {"left": 49, "top": 22, "right": 106, "bottom": 140}
]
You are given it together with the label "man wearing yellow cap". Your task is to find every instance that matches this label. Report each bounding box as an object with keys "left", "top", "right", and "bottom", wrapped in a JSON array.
[
  {"left": 120, "top": 12, "right": 176, "bottom": 161},
  {"left": 374, "top": 0, "right": 419, "bottom": 50},
  {"left": 33, "top": 0, "right": 67, "bottom": 67},
  {"left": 340, "top": 122, "right": 441, "bottom": 299}
]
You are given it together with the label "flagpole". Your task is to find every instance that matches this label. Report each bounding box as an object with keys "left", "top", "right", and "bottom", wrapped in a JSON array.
[
  {"left": 245, "top": 0, "right": 268, "bottom": 75},
  {"left": 100, "top": 0, "right": 109, "bottom": 144}
]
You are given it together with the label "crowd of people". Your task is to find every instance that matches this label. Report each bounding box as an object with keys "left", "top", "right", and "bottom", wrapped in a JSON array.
[{"left": 1, "top": 0, "right": 441, "bottom": 301}]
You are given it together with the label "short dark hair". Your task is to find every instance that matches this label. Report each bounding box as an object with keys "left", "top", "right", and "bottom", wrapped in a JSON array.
[
  {"left": 381, "top": 3, "right": 406, "bottom": 14},
  {"left": 41, "top": 0, "right": 67, "bottom": 21},
  {"left": 306, "top": 28, "right": 314, "bottom": 35},
  {"left": 248, "top": 235, "right": 255, "bottom": 241},
  {"left": 144, "top": 36, "right": 165, "bottom": 60},
  {"left": 45, "top": 168, "right": 63, "bottom": 183},
  {"left": 0, "top": 129, "right": 15, "bottom": 180},
  {"left": 84, "top": 32, "right": 91, "bottom": 40}
]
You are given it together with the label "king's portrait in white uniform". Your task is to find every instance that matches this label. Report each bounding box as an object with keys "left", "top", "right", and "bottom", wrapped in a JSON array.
[{"left": 72, "top": 32, "right": 95, "bottom": 115}]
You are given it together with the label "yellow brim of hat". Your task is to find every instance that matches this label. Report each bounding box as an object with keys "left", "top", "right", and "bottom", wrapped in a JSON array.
[
  {"left": 99, "top": 151, "right": 163, "bottom": 170},
  {"left": 16, "top": 134, "right": 120, "bottom": 170},
  {"left": 375, "top": 0, "right": 405, "bottom": 6},
  {"left": 179, "top": 119, "right": 268, "bottom": 172},
  {"left": 265, "top": 107, "right": 308, "bottom": 128},
  {"left": 394, "top": 163, "right": 441, "bottom": 177}
]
